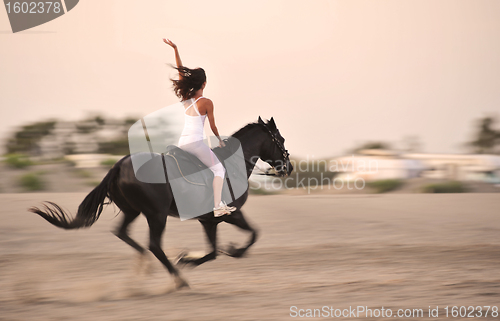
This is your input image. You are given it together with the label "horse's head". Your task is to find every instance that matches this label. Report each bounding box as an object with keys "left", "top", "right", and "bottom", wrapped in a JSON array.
[{"left": 257, "top": 116, "right": 293, "bottom": 177}]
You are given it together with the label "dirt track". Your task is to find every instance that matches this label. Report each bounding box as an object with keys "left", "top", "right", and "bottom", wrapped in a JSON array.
[{"left": 0, "top": 193, "right": 499, "bottom": 320}]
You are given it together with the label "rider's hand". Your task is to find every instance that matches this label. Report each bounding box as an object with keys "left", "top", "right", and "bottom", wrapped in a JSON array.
[
  {"left": 163, "top": 38, "right": 177, "bottom": 49},
  {"left": 218, "top": 140, "right": 226, "bottom": 148}
]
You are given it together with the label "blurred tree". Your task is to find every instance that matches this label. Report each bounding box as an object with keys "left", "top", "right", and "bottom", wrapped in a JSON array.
[
  {"left": 401, "top": 135, "right": 422, "bottom": 153},
  {"left": 469, "top": 116, "right": 500, "bottom": 154},
  {"left": 5, "top": 120, "right": 57, "bottom": 155},
  {"left": 349, "top": 141, "right": 392, "bottom": 154},
  {"left": 94, "top": 115, "right": 105, "bottom": 126},
  {"left": 3, "top": 115, "right": 142, "bottom": 157},
  {"left": 75, "top": 115, "right": 106, "bottom": 134},
  {"left": 98, "top": 139, "right": 130, "bottom": 155}
]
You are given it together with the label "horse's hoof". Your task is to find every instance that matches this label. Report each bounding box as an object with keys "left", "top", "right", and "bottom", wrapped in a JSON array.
[
  {"left": 229, "top": 248, "right": 247, "bottom": 258},
  {"left": 219, "top": 243, "right": 247, "bottom": 258},
  {"left": 174, "top": 250, "right": 188, "bottom": 266}
]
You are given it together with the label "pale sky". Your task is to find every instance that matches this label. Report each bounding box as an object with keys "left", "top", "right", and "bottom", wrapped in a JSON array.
[{"left": 1, "top": 0, "right": 499, "bottom": 159}]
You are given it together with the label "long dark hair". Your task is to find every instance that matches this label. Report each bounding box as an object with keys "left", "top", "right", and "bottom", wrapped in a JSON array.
[{"left": 170, "top": 65, "right": 206, "bottom": 101}]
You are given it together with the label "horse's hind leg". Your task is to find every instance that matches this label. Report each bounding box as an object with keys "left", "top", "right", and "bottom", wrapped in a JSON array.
[
  {"left": 146, "top": 211, "right": 189, "bottom": 289},
  {"left": 220, "top": 210, "right": 258, "bottom": 258},
  {"left": 114, "top": 209, "right": 154, "bottom": 274},
  {"left": 114, "top": 209, "right": 145, "bottom": 254}
]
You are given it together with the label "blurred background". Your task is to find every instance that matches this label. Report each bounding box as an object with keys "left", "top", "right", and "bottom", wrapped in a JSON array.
[
  {"left": 1, "top": 1, "right": 499, "bottom": 320},
  {"left": 0, "top": 112, "right": 499, "bottom": 194},
  {"left": 1, "top": 0, "right": 499, "bottom": 194}
]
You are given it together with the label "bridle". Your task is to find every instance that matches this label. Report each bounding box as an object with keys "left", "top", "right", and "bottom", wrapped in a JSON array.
[{"left": 262, "top": 125, "right": 290, "bottom": 176}]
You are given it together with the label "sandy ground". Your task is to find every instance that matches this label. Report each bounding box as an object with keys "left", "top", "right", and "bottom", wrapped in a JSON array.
[{"left": 0, "top": 193, "right": 499, "bottom": 320}]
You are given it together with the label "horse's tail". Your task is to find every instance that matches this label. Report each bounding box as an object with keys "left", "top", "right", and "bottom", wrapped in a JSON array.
[{"left": 29, "top": 157, "right": 126, "bottom": 230}]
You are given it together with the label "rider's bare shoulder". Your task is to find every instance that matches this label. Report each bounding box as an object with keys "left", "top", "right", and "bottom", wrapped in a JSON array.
[{"left": 198, "top": 97, "right": 213, "bottom": 115}]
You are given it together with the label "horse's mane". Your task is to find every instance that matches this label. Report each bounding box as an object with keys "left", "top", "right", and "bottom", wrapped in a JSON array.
[{"left": 231, "top": 122, "right": 264, "bottom": 139}]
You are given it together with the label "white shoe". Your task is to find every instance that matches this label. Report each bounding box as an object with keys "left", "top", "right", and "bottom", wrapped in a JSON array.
[
  {"left": 213, "top": 201, "right": 236, "bottom": 217},
  {"left": 213, "top": 206, "right": 230, "bottom": 217},
  {"left": 221, "top": 201, "right": 237, "bottom": 212}
]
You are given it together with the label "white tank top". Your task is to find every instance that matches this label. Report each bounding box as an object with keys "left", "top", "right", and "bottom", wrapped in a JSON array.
[{"left": 180, "top": 96, "right": 207, "bottom": 139}]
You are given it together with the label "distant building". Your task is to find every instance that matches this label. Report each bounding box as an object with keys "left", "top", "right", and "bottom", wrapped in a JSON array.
[
  {"left": 329, "top": 149, "right": 500, "bottom": 183},
  {"left": 329, "top": 149, "right": 424, "bottom": 182},
  {"left": 36, "top": 120, "right": 128, "bottom": 160},
  {"left": 404, "top": 153, "right": 500, "bottom": 183}
]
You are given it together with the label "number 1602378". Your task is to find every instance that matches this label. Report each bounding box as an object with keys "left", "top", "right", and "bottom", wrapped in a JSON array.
[
  {"left": 5, "top": 2, "right": 62, "bottom": 14},
  {"left": 444, "top": 306, "right": 498, "bottom": 318}
]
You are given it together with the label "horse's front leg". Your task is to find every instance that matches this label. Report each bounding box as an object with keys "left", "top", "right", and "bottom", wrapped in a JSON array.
[
  {"left": 176, "top": 219, "right": 218, "bottom": 267},
  {"left": 219, "top": 210, "right": 258, "bottom": 258}
]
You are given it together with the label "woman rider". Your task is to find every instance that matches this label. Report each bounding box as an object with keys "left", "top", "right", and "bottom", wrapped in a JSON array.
[{"left": 164, "top": 38, "right": 236, "bottom": 217}]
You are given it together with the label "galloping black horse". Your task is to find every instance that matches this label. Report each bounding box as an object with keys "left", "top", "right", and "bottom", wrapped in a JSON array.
[{"left": 30, "top": 117, "right": 292, "bottom": 289}]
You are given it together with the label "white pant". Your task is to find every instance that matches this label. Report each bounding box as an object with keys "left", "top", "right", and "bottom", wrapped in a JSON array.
[{"left": 178, "top": 136, "right": 226, "bottom": 178}]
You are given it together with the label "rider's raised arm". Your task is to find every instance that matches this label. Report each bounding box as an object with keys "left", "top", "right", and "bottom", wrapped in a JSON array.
[
  {"left": 173, "top": 48, "right": 183, "bottom": 80},
  {"left": 163, "top": 38, "right": 184, "bottom": 80},
  {"left": 205, "top": 99, "right": 222, "bottom": 142}
]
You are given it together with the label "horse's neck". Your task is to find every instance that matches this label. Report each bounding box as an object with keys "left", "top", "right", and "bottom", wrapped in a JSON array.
[{"left": 236, "top": 130, "right": 265, "bottom": 179}]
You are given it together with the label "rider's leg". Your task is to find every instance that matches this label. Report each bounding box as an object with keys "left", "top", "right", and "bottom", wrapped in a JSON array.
[
  {"left": 209, "top": 163, "right": 226, "bottom": 208},
  {"left": 213, "top": 175, "right": 224, "bottom": 208},
  {"left": 209, "top": 163, "right": 236, "bottom": 215},
  {"left": 178, "top": 139, "right": 233, "bottom": 214}
]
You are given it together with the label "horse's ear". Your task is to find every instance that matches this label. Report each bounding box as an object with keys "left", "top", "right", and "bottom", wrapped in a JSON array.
[
  {"left": 268, "top": 117, "right": 277, "bottom": 130},
  {"left": 258, "top": 116, "right": 266, "bottom": 126}
]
